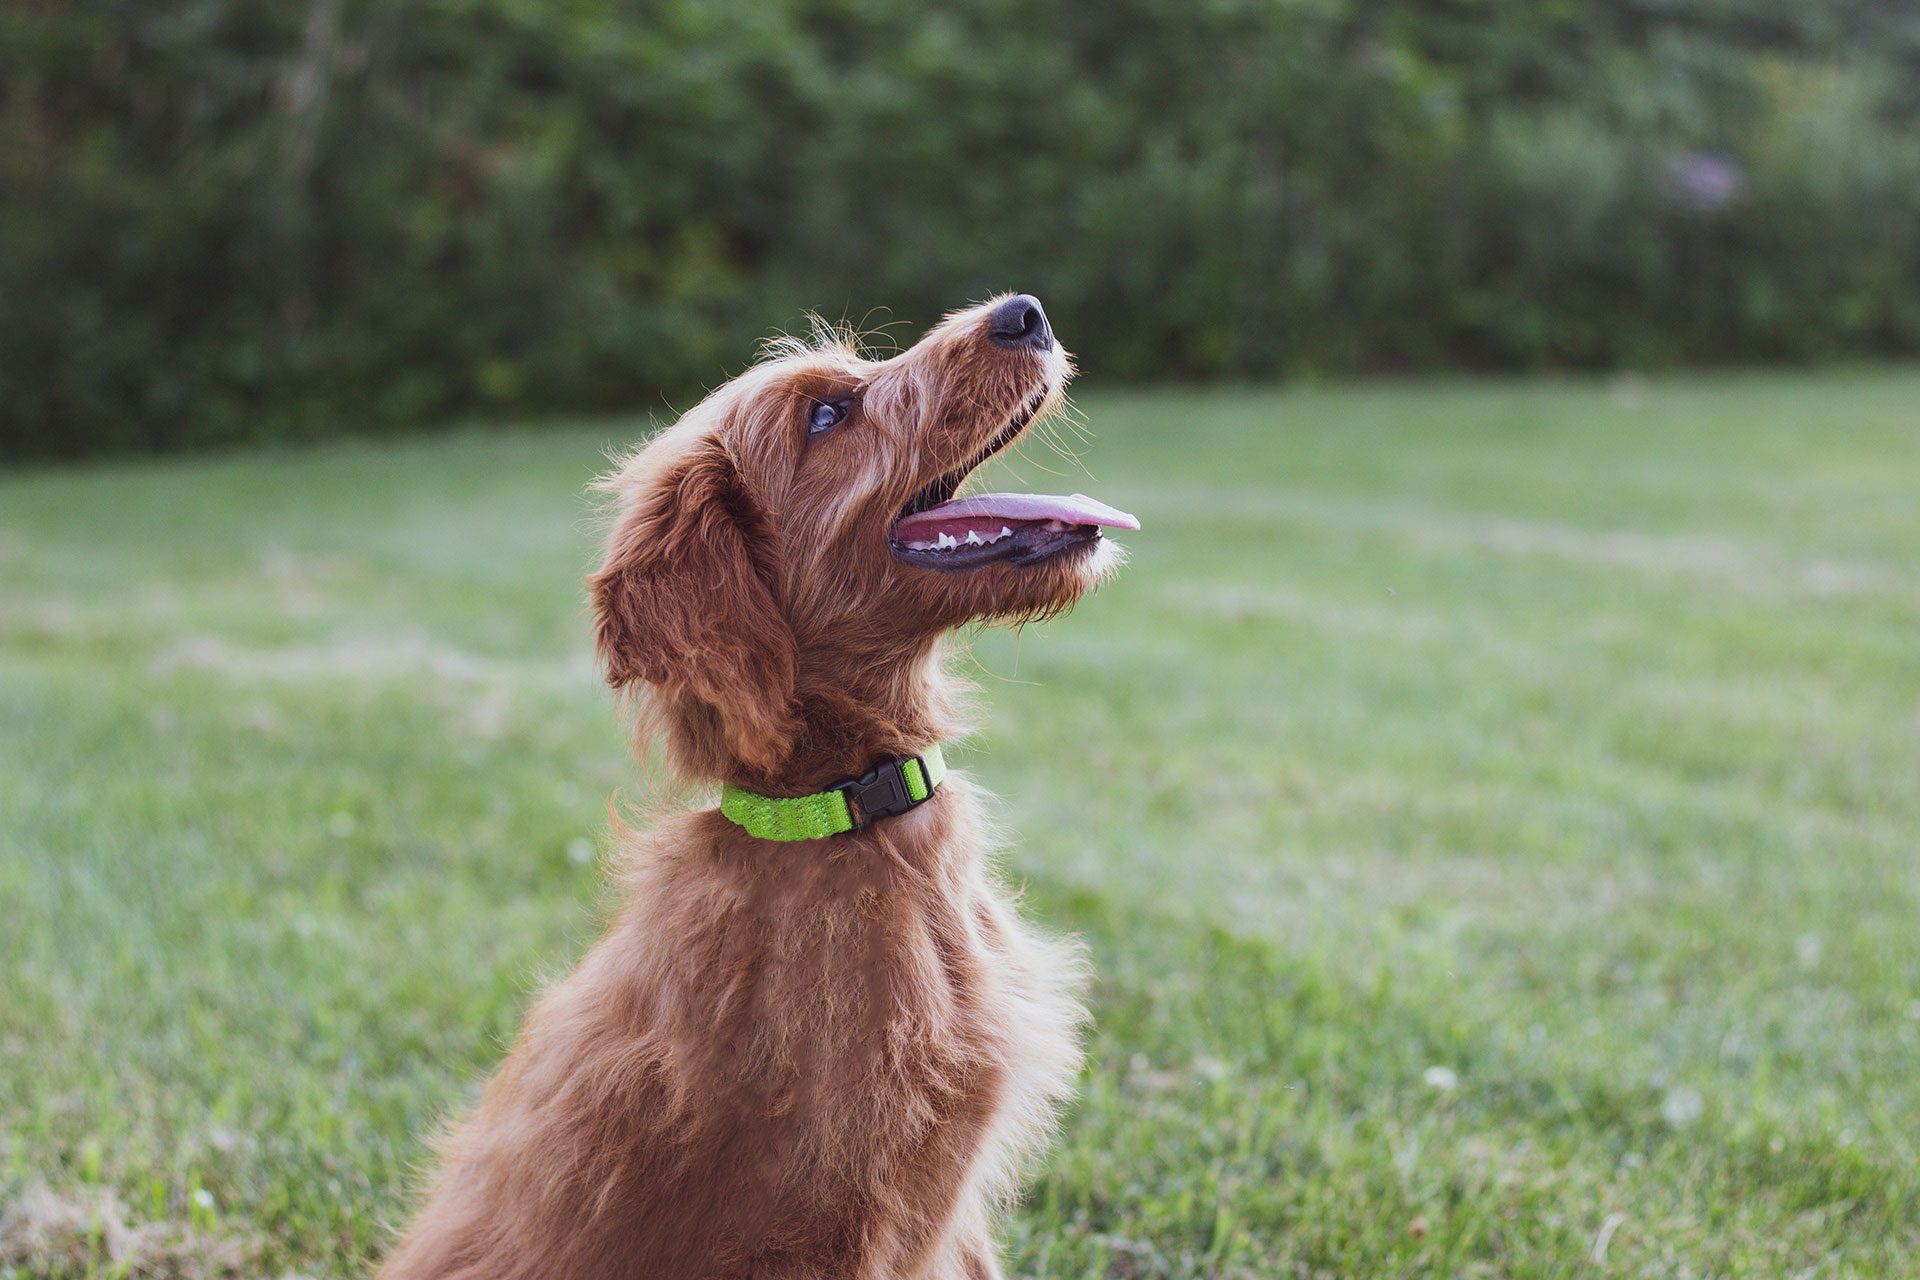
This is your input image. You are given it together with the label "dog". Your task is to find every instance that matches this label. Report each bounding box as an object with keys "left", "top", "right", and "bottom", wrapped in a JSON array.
[{"left": 378, "top": 295, "right": 1137, "bottom": 1280}]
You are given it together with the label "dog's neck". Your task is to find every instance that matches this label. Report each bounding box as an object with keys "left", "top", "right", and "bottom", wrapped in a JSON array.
[{"left": 658, "top": 635, "right": 964, "bottom": 796}]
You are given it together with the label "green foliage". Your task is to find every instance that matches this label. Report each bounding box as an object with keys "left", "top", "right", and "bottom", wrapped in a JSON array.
[
  {"left": 5, "top": 1, "right": 1920, "bottom": 457},
  {"left": 5, "top": 373, "right": 1920, "bottom": 1273}
]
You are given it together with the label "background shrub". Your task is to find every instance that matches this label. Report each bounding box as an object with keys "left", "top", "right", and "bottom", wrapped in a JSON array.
[{"left": 4, "top": 0, "right": 1918, "bottom": 458}]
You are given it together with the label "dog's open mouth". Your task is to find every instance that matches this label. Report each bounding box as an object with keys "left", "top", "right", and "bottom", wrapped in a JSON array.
[{"left": 889, "top": 386, "right": 1139, "bottom": 571}]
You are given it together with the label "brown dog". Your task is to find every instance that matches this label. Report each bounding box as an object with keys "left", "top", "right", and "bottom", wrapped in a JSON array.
[{"left": 379, "top": 295, "right": 1136, "bottom": 1279}]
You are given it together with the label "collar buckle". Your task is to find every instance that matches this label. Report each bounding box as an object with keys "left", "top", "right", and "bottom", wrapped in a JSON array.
[{"left": 836, "top": 755, "right": 927, "bottom": 829}]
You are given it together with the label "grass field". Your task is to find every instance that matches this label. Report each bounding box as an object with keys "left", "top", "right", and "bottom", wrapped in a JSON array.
[{"left": 3, "top": 371, "right": 1919, "bottom": 1279}]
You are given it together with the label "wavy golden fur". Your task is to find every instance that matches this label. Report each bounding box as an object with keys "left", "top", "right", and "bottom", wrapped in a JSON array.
[{"left": 378, "top": 296, "right": 1123, "bottom": 1279}]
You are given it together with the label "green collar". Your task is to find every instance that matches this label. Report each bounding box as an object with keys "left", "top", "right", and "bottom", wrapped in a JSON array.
[{"left": 720, "top": 745, "right": 947, "bottom": 841}]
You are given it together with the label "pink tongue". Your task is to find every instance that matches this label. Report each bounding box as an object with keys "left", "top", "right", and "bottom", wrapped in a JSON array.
[{"left": 893, "top": 492, "right": 1140, "bottom": 542}]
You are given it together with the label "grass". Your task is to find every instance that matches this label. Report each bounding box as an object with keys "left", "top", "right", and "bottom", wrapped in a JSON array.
[{"left": 3, "top": 369, "right": 1919, "bottom": 1278}]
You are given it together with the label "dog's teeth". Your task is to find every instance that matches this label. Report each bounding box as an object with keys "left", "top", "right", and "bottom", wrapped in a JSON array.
[{"left": 910, "top": 524, "right": 1018, "bottom": 552}]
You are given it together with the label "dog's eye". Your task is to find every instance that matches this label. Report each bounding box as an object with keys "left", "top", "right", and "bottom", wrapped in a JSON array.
[{"left": 807, "top": 399, "right": 850, "bottom": 436}]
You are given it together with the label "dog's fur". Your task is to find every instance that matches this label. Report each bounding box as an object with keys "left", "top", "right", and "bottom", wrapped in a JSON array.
[{"left": 378, "top": 298, "right": 1122, "bottom": 1280}]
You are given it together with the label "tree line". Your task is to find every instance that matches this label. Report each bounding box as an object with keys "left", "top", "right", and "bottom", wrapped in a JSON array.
[{"left": 5, "top": 0, "right": 1918, "bottom": 457}]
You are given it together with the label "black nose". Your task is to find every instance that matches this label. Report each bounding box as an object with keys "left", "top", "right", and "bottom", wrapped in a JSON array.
[{"left": 987, "top": 294, "right": 1053, "bottom": 351}]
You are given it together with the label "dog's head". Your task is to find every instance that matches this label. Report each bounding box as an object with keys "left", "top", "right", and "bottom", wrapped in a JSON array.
[{"left": 591, "top": 295, "right": 1134, "bottom": 780}]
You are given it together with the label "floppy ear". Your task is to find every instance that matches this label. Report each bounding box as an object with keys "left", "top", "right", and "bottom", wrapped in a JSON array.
[{"left": 589, "top": 440, "right": 800, "bottom": 772}]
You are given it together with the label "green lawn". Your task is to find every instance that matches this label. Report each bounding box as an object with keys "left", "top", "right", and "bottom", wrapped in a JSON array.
[{"left": 3, "top": 371, "right": 1919, "bottom": 1279}]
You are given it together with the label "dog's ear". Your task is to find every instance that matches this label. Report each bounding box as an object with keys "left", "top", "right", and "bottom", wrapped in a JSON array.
[{"left": 589, "top": 439, "right": 800, "bottom": 772}]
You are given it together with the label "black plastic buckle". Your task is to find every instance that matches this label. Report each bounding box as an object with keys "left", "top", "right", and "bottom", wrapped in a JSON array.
[{"left": 835, "top": 755, "right": 929, "bottom": 829}]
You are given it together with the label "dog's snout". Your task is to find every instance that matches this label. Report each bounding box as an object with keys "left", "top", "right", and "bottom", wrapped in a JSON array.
[{"left": 987, "top": 295, "right": 1053, "bottom": 352}]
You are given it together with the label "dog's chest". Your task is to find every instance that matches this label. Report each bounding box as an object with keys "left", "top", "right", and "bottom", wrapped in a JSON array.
[{"left": 820, "top": 875, "right": 1086, "bottom": 1208}]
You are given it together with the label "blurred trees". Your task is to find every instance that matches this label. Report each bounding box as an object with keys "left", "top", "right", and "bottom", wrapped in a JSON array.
[{"left": 4, "top": 0, "right": 1918, "bottom": 457}]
